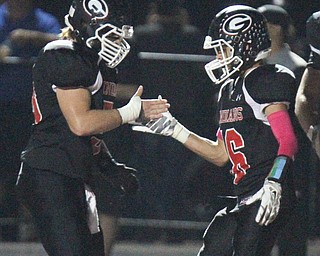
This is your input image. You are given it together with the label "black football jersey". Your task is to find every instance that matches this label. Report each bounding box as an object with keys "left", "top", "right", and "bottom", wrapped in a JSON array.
[
  {"left": 21, "top": 40, "right": 118, "bottom": 181},
  {"left": 217, "top": 64, "right": 297, "bottom": 197}
]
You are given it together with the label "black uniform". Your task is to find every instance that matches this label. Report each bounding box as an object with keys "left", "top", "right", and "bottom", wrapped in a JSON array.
[
  {"left": 16, "top": 39, "right": 118, "bottom": 256},
  {"left": 198, "top": 64, "right": 297, "bottom": 256}
]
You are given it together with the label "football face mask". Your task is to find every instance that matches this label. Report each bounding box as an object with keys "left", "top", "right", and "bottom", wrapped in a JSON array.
[
  {"left": 65, "top": 0, "right": 133, "bottom": 68},
  {"left": 87, "top": 23, "right": 133, "bottom": 68},
  {"left": 203, "top": 36, "right": 243, "bottom": 84}
]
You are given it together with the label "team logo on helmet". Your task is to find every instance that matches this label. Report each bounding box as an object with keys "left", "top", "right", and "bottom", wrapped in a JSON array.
[
  {"left": 83, "top": 0, "right": 109, "bottom": 19},
  {"left": 223, "top": 14, "right": 252, "bottom": 35}
]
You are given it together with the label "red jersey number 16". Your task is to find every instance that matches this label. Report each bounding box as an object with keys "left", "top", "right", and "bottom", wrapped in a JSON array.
[{"left": 225, "top": 128, "right": 250, "bottom": 184}]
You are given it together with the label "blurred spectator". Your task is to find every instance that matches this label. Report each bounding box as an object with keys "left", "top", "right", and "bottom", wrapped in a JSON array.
[
  {"left": 35, "top": 0, "right": 70, "bottom": 27},
  {"left": 258, "top": 4, "right": 307, "bottom": 85},
  {"left": 296, "top": 11, "right": 320, "bottom": 240},
  {"left": 0, "top": 0, "right": 60, "bottom": 59},
  {"left": 131, "top": 0, "right": 205, "bottom": 54},
  {"left": 0, "top": 0, "right": 60, "bottom": 241},
  {"left": 295, "top": 12, "right": 320, "bottom": 241},
  {"left": 258, "top": 5, "right": 319, "bottom": 256},
  {"left": 296, "top": 10, "right": 320, "bottom": 157}
]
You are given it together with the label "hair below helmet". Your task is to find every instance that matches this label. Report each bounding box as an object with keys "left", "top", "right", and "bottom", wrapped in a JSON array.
[
  {"left": 65, "top": 0, "right": 133, "bottom": 68},
  {"left": 203, "top": 5, "right": 271, "bottom": 84}
]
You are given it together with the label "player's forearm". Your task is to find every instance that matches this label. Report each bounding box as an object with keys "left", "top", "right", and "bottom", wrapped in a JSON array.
[
  {"left": 303, "top": 80, "right": 320, "bottom": 128},
  {"left": 144, "top": 115, "right": 230, "bottom": 166},
  {"left": 295, "top": 100, "right": 316, "bottom": 134},
  {"left": 68, "top": 109, "right": 122, "bottom": 136},
  {"left": 296, "top": 68, "right": 320, "bottom": 133},
  {"left": 184, "top": 133, "right": 229, "bottom": 167}
]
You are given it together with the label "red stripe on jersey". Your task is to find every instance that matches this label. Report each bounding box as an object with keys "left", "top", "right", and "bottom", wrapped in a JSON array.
[{"left": 31, "top": 87, "right": 42, "bottom": 124}]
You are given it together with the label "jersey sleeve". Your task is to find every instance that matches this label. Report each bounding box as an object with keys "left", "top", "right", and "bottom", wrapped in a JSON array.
[
  {"left": 245, "top": 64, "right": 297, "bottom": 106},
  {"left": 35, "top": 40, "right": 100, "bottom": 88}
]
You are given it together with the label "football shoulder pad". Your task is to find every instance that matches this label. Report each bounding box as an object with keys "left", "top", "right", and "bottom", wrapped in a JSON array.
[
  {"left": 36, "top": 40, "right": 100, "bottom": 89},
  {"left": 245, "top": 64, "right": 297, "bottom": 105}
]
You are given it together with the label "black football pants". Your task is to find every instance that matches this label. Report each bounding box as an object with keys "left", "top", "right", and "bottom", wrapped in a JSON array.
[
  {"left": 16, "top": 163, "right": 104, "bottom": 256},
  {"left": 197, "top": 200, "right": 292, "bottom": 256}
]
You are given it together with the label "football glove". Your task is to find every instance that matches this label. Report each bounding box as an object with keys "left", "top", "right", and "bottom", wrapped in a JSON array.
[
  {"left": 245, "top": 179, "right": 282, "bottom": 226},
  {"left": 99, "top": 156, "right": 140, "bottom": 196},
  {"left": 93, "top": 139, "right": 139, "bottom": 196},
  {"left": 132, "top": 111, "right": 191, "bottom": 144}
]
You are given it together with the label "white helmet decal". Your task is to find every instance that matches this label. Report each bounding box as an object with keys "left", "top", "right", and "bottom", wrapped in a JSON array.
[
  {"left": 83, "top": 0, "right": 109, "bottom": 19},
  {"left": 223, "top": 14, "right": 252, "bottom": 35}
]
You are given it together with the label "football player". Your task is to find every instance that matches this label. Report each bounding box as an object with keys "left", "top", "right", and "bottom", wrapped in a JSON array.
[
  {"left": 15, "top": 0, "right": 169, "bottom": 255},
  {"left": 296, "top": 10, "right": 320, "bottom": 158},
  {"left": 133, "top": 5, "right": 298, "bottom": 256}
]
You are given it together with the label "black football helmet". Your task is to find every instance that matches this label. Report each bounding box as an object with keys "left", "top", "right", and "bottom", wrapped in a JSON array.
[
  {"left": 203, "top": 5, "right": 271, "bottom": 84},
  {"left": 65, "top": 0, "right": 133, "bottom": 68},
  {"left": 306, "top": 11, "right": 320, "bottom": 53}
]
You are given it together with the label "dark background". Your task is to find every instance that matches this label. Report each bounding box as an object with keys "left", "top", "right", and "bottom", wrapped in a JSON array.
[
  {"left": 30, "top": 0, "right": 320, "bottom": 39},
  {"left": 1, "top": 0, "right": 320, "bottom": 246}
]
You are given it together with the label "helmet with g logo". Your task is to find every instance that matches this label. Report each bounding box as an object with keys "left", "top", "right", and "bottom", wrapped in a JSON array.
[
  {"left": 65, "top": 0, "right": 133, "bottom": 68},
  {"left": 203, "top": 5, "right": 271, "bottom": 84}
]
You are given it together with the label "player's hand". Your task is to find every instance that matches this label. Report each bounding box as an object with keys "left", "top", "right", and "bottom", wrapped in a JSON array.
[
  {"left": 132, "top": 111, "right": 191, "bottom": 144},
  {"left": 99, "top": 155, "right": 140, "bottom": 196},
  {"left": 245, "top": 179, "right": 282, "bottom": 226},
  {"left": 92, "top": 136, "right": 140, "bottom": 196},
  {"left": 132, "top": 111, "right": 177, "bottom": 136},
  {"left": 118, "top": 88, "right": 170, "bottom": 124},
  {"left": 106, "top": 162, "right": 140, "bottom": 196},
  {"left": 140, "top": 95, "right": 170, "bottom": 122}
]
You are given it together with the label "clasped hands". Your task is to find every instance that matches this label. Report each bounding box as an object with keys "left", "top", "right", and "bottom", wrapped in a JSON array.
[{"left": 118, "top": 85, "right": 170, "bottom": 124}]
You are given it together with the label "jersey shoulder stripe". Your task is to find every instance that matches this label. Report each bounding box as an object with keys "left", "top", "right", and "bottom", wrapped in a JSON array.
[{"left": 44, "top": 40, "right": 74, "bottom": 52}]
